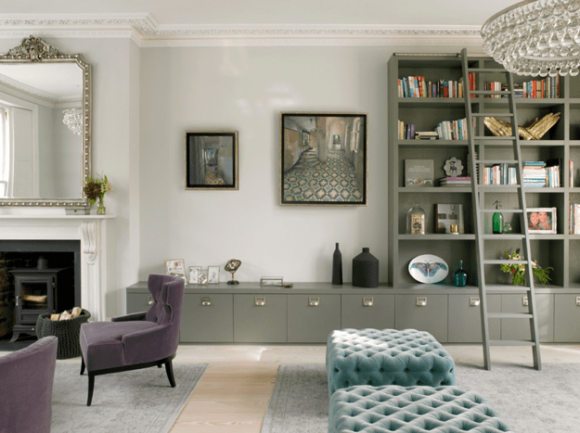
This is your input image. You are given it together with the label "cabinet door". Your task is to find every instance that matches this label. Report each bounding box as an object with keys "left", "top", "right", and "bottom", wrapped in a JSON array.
[
  {"left": 287, "top": 295, "right": 340, "bottom": 343},
  {"left": 501, "top": 294, "right": 554, "bottom": 342},
  {"left": 395, "top": 295, "right": 448, "bottom": 342},
  {"left": 448, "top": 294, "right": 501, "bottom": 343},
  {"left": 554, "top": 294, "right": 580, "bottom": 342},
  {"left": 127, "top": 293, "right": 152, "bottom": 314},
  {"left": 181, "top": 294, "right": 233, "bottom": 343},
  {"left": 341, "top": 295, "right": 395, "bottom": 330},
  {"left": 234, "top": 294, "right": 287, "bottom": 343}
]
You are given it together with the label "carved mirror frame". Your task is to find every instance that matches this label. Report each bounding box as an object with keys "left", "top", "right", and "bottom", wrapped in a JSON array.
[{"left": 0, "top": 36, "right": 91, "bottom": 207}]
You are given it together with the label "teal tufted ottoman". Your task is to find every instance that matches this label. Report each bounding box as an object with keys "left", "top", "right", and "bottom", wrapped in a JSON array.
[
  {"left": 329, "top": 385, "right": 513, "bottom": 433},
  {"left": 326, "top": 329, "right": 455, "bottom": 394}
]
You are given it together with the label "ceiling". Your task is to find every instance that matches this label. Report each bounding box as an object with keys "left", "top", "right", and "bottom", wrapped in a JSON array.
[{"left": 1, "top": 0, "right": 520, "bottom": 27}]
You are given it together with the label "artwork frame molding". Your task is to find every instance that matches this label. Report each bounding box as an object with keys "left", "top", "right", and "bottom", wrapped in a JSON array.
[
  {"left": 185, "top": 130, "right": 239, "bottom": 190},
  {"left": 527, "top": 207, "right": 557, "bottom": 234},
  {"left": 279, "top": 112, "right": 368, "bottom": 206}
]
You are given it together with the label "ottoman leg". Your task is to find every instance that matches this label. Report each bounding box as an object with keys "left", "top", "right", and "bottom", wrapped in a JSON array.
[
  {"left": 87, "top": 372, "right": 95, "bottom": 406},
  {"left": 165, "top": 359, "right": 176, "bottom": 388}
]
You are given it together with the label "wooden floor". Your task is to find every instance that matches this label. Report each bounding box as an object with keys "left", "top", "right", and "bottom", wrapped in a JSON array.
[{"left": 169, "top": 344, "right": 580, "bottom": 433}]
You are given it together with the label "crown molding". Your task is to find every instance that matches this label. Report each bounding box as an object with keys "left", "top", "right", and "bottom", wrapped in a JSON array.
[{"left": 0, "top": 14, "right": 484, "bottom": 47}]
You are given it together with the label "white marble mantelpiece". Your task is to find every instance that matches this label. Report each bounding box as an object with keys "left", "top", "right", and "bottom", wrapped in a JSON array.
[{"left": 0, "top": 214, "right": 115, "bottom": 321}]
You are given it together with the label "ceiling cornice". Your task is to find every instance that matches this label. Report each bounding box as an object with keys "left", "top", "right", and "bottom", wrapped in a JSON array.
[{"left": 0, "top": 14, "right": 484, "bottom": 47}]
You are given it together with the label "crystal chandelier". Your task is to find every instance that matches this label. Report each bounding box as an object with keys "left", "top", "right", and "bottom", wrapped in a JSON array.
[
  {"left": 482, "top": 0, "right": 580, "bottom": 77},
  {"left": 62, "top": 108, "right": 82, "bottom": 136}
]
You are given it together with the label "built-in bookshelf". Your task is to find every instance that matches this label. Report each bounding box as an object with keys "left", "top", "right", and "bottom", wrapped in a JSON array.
[{"left": 388, "top": 53, "right": 580, "bottom": 291}]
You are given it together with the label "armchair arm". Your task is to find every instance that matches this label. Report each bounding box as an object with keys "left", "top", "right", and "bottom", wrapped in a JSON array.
[
  {"left": 122, "top": 324, "right": 177, "bottom": 365},
  {"left": 112, "top": 311, "right": 147, "bottom": 322}
]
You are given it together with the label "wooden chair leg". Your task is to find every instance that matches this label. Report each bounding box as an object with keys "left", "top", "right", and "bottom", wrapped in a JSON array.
[
  {"left": 164, "top": 359, "right": 176, "bottom": 387},
  {"left": 87, "top": 373, "right": 95, "bottom": 406},
  {"left": 80, "top": 357, "right": 85, "bottom": 376}
]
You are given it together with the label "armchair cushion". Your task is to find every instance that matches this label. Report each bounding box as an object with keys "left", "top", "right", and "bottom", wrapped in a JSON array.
[{"left": 112, "top": 311, "right": 147, "bottom": 322}]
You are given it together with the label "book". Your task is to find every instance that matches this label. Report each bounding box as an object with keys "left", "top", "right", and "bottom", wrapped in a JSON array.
[
  {"left": 435, "top": 204, "right": 465, "bottom": 234},
  {"left": 405, "top": 159, "right": 434, "bottom": 187}
]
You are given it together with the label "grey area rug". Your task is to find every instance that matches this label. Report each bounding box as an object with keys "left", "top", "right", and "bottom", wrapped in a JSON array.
[
  {"left": 262, "top": 363, "right": 580, "bottom": 433},
  {"left": 52, "top": 362, "right": 208, "bottom": 433}
]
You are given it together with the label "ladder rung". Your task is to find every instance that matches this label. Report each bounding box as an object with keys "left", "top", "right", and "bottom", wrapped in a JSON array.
[
  {"left": 487, "top": 313, "right": 533, "bottom": 319},
  {"left": 484, "top": 259, "right": 528, "bottom": 264},
  {"left": 482, "top": 234, "right": 525, "bottom": 240},
  {"left": 473, "top": 136, "right": 517, "bottom": 140},
  {"left": 471, "top": 113, "right": 514, "bottom": 117},
  {"left": 476, "top": 160, "right": 517, "bottom": 165},
  {"left": 467, "top": 68, "right": 508, "bottom": 73},
  {"left": 485, "top": 285, "right": 531, "bottom": 293},
  {"left": 480, "top": 209, "right": 523, "bottom": 213},
  {"left": 470, "top": 90, "right": 511, "bottom": 95},
  {"left": 489, "top": 340, "right": 536, "bottom": 347}
]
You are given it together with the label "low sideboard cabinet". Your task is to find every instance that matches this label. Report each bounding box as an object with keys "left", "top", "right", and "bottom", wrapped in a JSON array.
[{"left": 126, "top": 282, "right": 580, "bottom": 344}]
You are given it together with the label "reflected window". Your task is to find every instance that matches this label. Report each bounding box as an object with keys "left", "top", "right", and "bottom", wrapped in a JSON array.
[{"left": 0, "top": 105, "right": 10, "bottom": 197}]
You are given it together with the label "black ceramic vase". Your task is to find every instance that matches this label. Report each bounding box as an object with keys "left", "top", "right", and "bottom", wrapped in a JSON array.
[
  {"left": 332, "top": 243, "right": 343, "bottom": 285},
  {"left": 352, "top": 247, "right": 379, "bottom": 288}
]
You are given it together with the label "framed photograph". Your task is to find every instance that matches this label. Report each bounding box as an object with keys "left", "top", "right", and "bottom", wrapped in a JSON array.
[
  {"left": 280, "top": 112, "right": 367, "bottom": 205},
  {"left": 527, "top": 207, "right": 557, "bottom": 233},
  {"left": 188, "top": 266, "right": 202, "bottom": 284},
  {"left": 198, "top": 270, "right": 209, "bottom": 285},
  {"left": 185, "top": 131, "right": 238, "bottom": 190},
  {"left": 435, "top": 204, "right": 465, "bottom": 234},
  {"left": 165, "top": 259, "right": 186, "bottom": 280},
  {"left": 260, "top": 276, "right": 283, "bottom": 286},
  {"left": 207, "top": 266, "right": 220, "bottom": 284}
]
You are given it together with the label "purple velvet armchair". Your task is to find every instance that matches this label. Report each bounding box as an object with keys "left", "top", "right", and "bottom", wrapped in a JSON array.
[
  {"left": 0, "top": 336, "right": 58, "bottom": 433},
  {"left": 79, "top": 274, "right": 184, "bottom": 406}
]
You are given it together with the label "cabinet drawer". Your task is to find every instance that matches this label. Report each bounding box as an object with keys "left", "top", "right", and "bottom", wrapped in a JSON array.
[
  {"left": 395, "top": 295, "right": 448, "bottom": 342},
  {"left": 501, "top": 294, "right": 553, "bottom": 342},
  {"left": 288, "top": 295, "right": 340, "bottom": 343},
  {"left": 127, "top": 293, "right": 153, "bottom": 314},
  {"left": 341, "top": 295, "right": 394, "bottom": 330},
  {"left": 181, "top": 294, "right": 233, "bottom": 343},
  {"left": 554, "top": 294, "right": 580, "bottom": 342},
  {"left": 234, "top": 294, "right": 287, "bottom": 343},
  {"left": 448, "top": 294, "right": 501, "bottom": 343}
]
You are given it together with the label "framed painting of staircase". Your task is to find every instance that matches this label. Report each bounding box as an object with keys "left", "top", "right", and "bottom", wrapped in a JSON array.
[{"left": 279, "top": 112, "right": 367, "bottom": 206}]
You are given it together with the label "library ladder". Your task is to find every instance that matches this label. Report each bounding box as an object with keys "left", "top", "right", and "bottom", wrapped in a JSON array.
[{"left": 460, "top": 48, "right": 541, "bottom": 371}]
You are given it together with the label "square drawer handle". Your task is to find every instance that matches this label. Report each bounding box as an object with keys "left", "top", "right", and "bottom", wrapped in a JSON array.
[
  {"left": 201, "top": 297, "right": 212, "bottom": 306},
  {"left": 523, "top": 296, "right": 528, "bottom": 307},
  {"left": 308, "top": 297, "right": 320, "bottom": 307},
  {"left": 363, "top": 297, "right": 374, "bottom": 307},
  {"left": 255, "top": 297, "right": 266, "bottom": 306},
  {"left": 416, "top": 297, "right": 427, "bottom": 307},
  {"left": 470, "top": 297, "right": 480, "bottom": 307},
  {"left": 576, "top": 297, "right": 580, "bottom": 307}
]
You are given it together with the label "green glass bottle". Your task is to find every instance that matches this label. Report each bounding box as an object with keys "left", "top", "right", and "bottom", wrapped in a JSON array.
[{"left": 492, "top": 200, "right": 503, "bottom": 234}]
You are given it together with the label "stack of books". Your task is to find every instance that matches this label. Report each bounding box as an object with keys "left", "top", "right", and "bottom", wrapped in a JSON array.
[
  {"left": 523, "top": 161, "right": 547, "bottom": 188},
  {"left": 414, "top": 131, "right": 438, "bottom": 140},
  {"left": 439, "top": 177, "right": 471, "bottom": 187}
]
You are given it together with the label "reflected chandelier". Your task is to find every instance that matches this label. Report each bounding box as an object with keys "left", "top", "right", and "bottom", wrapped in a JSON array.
[
  {"left": 63, "top": 108, "right": 82, "bottom": 136},
  {"left": 482, "top": 0, "right": 580, "bottom": 77}
]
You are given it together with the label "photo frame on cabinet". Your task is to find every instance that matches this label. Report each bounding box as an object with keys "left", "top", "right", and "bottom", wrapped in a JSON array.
[
  {"left": 207, "top": 266, "right": 220, "bottom": 284},
  {"left": 527, "top": 207, "right": 557, "bottom": 233},
  {"left": 280, "top": 112, "right": 367, "bottom": 206},
  {"left": 185, "top": 131, "right": 238, "bottom": 190},
  {"left": 165, "top": 259, "right": 186, "bottom": 281},
  {"left": 188, "top": 266, "right": 202, "bottom": 284}
]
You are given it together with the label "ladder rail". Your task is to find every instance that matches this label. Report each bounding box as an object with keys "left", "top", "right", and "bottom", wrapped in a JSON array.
[{"left": 460, "top": 49, "right": 491, "bottom": 370}]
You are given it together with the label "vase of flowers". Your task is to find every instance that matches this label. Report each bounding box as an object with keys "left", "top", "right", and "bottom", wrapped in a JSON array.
[
  {"left": 500, "top": 249, "right": 552, "bottom": 286},
  {"left": 83, "top": 174, "right": 111, "bottom": 215}
]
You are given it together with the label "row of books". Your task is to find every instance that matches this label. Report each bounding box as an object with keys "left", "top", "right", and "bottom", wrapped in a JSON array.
[
  {"left": 436, "top": 118, "right": 472, "bottom": 140},
  {"left": 398, "top": 75, "right": 475, "bottom": 98},
  {"left": 523, "top": 161, "right": 561, "bottom": 188},
  {"left": 570, "top": 202, "right": 580, "bottom": 234},
  {"left": 482, "top": 164, "right": 517, "bottom": 185},
  {"left": 397, "top": 122, "right": 439, "bottom": 140},
  {"left": 483, "top": 76, "right": 561, "bottom": 98}
]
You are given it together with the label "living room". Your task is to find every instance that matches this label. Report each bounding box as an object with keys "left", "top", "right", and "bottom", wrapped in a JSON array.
[{"left": 0, "top": 0, "right": 579, "bottom": 432}]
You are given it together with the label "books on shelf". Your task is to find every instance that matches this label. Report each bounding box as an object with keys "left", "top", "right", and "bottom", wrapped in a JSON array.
[
  {"left": 436, "top": 118, "right": 472, "bottom": 140},
  {"left": 482, "top": 164, "right": 517, "bottom": 185},
  {"left": 398, "top": 75, "right": 475, "bottom": 98},
  {"left": 571, "top": 160, "right": 575, "bottom": 188},
  {"left": 483, "top": 76, "right": 561, "bottom": 98},
  {"left": 405, "top": 159, "right": 434, "bottom": 187},
  {"left": 570, "top": 202, "right": 580, "bottom": 234},
  {"left": 522, "top": 160, "right": 561, "bottom": 188},
  {"left": 439, "top": 177, "right": 471, "bottom": 187}
]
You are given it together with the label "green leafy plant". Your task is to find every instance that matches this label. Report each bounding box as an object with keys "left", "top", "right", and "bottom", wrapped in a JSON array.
[
  {"left": 83, "top": 174, "right": 111, "bottom": 205},
  {"left": 500, "top": 249, "right": 553, "bottom": 286}
]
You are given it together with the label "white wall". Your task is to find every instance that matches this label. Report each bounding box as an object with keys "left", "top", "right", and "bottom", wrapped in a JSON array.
[{"left": 139, "top": 44, "right": 468, "bottom": 284}]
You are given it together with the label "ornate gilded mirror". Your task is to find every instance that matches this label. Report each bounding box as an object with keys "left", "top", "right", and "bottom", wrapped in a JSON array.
[{"left": 0, "top": 36, "right": 91, "bottom": 207}]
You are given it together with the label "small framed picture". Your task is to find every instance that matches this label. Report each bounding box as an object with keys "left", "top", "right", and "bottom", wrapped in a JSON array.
[
  {"left": 207, "top": 266, "right": 220, "bottom": 284},
  {"left": 198, "top": 270, "right": 209, "bottom": 285},
  {"left": 435, "top": 204, "right": 465, "bottom": 234},
  {"left": 527, "top": 207, "right": 557, "bottom": 234},
  {"left": 261, "top": 276, "right": 283, "bottom": 286},
  {"left": 165, "top": 259, "right": 186, "bottom": 280},
  {"left": 188, "top": 266, "right": 202, "bottom": 284}
]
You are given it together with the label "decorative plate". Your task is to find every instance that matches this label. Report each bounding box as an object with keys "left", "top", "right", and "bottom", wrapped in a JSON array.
[{"left": 408, "top": 254, "right": 449, "bottom": 284}]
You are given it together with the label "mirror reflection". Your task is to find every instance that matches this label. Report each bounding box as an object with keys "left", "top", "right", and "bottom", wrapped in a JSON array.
[{"left": 0, "top": 62, "right": 83, "bottom": 199}]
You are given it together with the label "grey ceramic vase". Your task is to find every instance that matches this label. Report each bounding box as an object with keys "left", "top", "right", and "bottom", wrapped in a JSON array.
[
  {"left": 352, "top": 247, "right": 379, "bottom": 288},
  {"left": 332, "top": 243, "right": 343, "bottom": 285}
]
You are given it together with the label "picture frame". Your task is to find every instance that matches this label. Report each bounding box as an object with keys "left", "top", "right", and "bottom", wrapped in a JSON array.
[
  {"left": 207, "top": 266, "right": 220, "bottom": 284},
  {"left": 260, "top": 276, "right": 283, "bottom": 286},
  {"left": 527, "top": 207, "right": 557, "bottom": 234},
  {"left": 280, "top": 112, "right": 367, "bottom": 205},
  {"left": 165, "top": 259, "right": 186, "bottom": 281},
  {"left": 185, "top": 131, "right": 238, "bottom": 190},
  {"left": 188, "top": 266, "right": 202, "bottom": 285},
  {"left": 435, "top": 204, "right": 465, "bottom": 234},
  {"left": 198, "top": 270, "right": 209, "bottom": 285}
]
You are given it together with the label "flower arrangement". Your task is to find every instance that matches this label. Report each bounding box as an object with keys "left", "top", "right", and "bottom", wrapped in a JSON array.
[
  {"left": 83, "top": 174, "right": 111, "bottom": 215},
  {"left": 500, "top": 249, "right": 553, "bottom": 286}
]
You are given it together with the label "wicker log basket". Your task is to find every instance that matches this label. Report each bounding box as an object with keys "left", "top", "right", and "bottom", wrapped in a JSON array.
[{"left": 35, "top": 309, "right": 90, "bottom": 359}]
